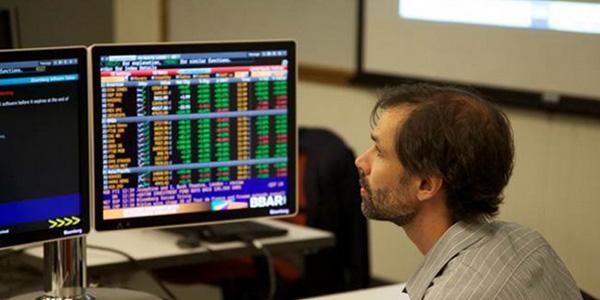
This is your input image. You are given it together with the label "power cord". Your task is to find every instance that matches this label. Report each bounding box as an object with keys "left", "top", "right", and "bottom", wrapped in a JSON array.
[
  {"left": 236, "top": 235, "right": 276, "bottom": 300},
  {"left": 87, "top": 245, "right": 178, "bottom": 300}
]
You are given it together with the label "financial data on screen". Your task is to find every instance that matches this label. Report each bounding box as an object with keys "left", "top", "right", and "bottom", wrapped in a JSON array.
[{"left": 93, "top": 42, "right": 296, "bottom": 229}]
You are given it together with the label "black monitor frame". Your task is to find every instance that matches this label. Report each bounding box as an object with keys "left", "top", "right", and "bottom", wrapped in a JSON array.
[
  {"left": 91, "top": 41, "right": 297, "bottom": 231},
  {"left": 0, "top": 46, "right": 90, "bottom": 249}
]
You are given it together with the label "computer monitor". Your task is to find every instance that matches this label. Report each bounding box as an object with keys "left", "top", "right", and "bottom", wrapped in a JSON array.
[
  {"left": 91, "top": 41, "right": 297, "bottom": 231},
  {"left": 0, "top": 47, "right": 90, "bottom": 249}
]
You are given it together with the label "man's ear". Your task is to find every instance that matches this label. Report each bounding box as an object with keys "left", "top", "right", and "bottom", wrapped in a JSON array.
[{"left": 416, "top": 175, "right": 444, "bottom": 202}]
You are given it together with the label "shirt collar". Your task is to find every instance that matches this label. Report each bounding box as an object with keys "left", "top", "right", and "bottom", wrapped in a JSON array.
[{"left": 404, "top": 221, "right": 492, "bottom": 300}]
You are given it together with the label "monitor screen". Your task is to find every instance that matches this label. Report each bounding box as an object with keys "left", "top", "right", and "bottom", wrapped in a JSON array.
[
  {"left": 0, "top": 47, "right": 89, "bottom": 249},
  {"left": 91, "top": 41, "right": 296, "bottom": 231}
]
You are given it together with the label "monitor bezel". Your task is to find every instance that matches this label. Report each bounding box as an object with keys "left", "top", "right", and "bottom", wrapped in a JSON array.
[
  {"left": 0, "top": 46, "right": 90, "bottom": 249},
  {"left": 91, "top": 41, "right": 297, "bottom": 232}
]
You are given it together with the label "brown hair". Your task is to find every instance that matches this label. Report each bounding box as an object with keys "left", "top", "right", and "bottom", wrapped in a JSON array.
[{"left": 372, "top": 83, "right": 514, "bottom": 223}]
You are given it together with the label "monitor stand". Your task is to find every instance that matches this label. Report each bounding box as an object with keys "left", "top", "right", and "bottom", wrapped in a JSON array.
[
  {"left": 164, "top": 221, "right": 288, "bottom": 248},
  {"left": 8, "top": 237, "right": 161, "bottom": 300}
]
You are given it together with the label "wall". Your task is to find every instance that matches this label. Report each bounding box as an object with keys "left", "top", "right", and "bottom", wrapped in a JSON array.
[
  {"left": 0, "top": 0, "right": 162, "bottom": 48},
  {"left": 167, "top": 0, "right": 357, "bottom": 71},
  {"left": 113, "top": 0, "right": 162, "bottom": 43},
  {"left": 2, "top": 0, "right": 113, "bottom": 47}
]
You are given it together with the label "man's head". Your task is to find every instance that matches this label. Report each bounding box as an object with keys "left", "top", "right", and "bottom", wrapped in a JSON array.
[{"left": 355, "top": 83, "right": 514, "bottom": 225}]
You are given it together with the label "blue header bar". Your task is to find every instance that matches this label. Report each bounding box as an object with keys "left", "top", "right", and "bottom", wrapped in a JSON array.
[
  {"left": 0, "top": 74, "right": 79, "bottom": 86},
  {"left": 101, "top": 50, "right": 288, "bottom": 62}
]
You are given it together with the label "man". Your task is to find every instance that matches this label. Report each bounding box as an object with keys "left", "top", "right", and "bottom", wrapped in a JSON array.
[{"left": 355, "top": 83, "right": 582, "bottom": 299}]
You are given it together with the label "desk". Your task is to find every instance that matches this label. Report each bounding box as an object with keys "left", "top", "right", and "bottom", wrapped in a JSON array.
[
  {"left": 23, "top": 219, "right": 335, "bottom": 273},
  {"left": 303, "top": 283, "right": 408, "bottom": 300}
]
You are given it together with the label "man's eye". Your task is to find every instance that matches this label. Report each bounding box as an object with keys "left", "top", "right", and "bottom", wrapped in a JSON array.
[{"left": 375, "top": 147, "right": 383, "bottom": 157}]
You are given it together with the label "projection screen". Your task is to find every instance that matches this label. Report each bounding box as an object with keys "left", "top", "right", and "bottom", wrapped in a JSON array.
[{"left": 361, "top": 0, "right": 600, "bottom": 106}]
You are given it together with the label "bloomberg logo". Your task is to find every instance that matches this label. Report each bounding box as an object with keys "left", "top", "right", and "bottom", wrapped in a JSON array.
[{"left": 250, "top": 194, "right": 287, "bottom": 208}]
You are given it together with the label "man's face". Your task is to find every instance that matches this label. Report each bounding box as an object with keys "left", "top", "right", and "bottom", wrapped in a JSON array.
[{"left": 355, "top": 107, "right": 420, "bottom": 226}]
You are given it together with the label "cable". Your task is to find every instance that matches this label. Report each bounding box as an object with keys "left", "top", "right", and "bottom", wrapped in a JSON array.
[
  {"left": 0, "top": 246, "right": 43, "bottom": 298},
  {"left": 87, "top": 245, "right": 178, "bottom": 300},
  {"left": 237, "top": 236, "right": 276, "bottom": 300}
]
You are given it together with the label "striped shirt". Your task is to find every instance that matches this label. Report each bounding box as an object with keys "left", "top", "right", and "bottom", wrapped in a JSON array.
[{"left": 404, "top": 221, "right": 582, "bottom": 300}]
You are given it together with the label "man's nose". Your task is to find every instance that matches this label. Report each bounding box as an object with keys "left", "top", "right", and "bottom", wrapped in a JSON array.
[{"left": 355, "top": 151, "right": 370, "bottom": 175}]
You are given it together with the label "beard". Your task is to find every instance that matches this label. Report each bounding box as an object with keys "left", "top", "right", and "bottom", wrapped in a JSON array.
[{"left": 359, "top": 169, "right": 419, "bottom": 226}]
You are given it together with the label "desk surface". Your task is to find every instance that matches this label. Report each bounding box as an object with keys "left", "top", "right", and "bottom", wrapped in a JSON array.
[
  {"left": 24, "top": 219, "right": 334, "bottom": 272},
  {"left": 303, "top": 283, "right": 408, "bottom": 300}
]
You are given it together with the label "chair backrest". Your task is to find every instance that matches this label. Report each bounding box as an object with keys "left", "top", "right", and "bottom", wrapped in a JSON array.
[
  {"left": 284, "top": 152, "right": 308, "bottom": 226},
  {"left": 298, "top": 127, "right": 370, "bottom": 296}
]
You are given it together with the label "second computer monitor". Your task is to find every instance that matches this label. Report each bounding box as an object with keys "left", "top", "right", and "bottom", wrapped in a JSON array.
[
  {"left": 0, "top": 47, "right": 89, "bottom": 249},
  {"left": 91, "top": 41, "right": 296, "bottom": 231}
]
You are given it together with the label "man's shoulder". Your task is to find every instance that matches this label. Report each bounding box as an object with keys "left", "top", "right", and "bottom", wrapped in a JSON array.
[
  {"left": 426, "top": 221, "right": 581, "bottom": 299},
  {"left": 453, "top": 221, "right": 547, "bottom": 271},
  {"left": 441, "top": 222, "right": 543, "bottom": 285}
]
